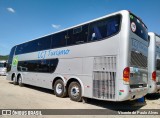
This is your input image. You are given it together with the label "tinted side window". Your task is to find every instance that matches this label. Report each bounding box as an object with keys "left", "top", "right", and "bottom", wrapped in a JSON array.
[
  {"left": 22, "top": 43, "right": 29, "bottom": 54},
  {"left": 26, "top": 40, "right": 37, "bottom": 53},
  {"left": 51, "top": 31, "right": 67, "bottom": 48},
  {"left": 27, "top": 61, "right": 38, "bottom": 72},
  {"left": 50, "top": 58, "right": 59, "bottom": 73},
  {"left": 17, "top": 59, "right": 59, "bottom": 73},
  {"left": 36, "top": 35, "right": 52, "bottom": 51},
  {"left": 15, "top": 36, "right": 51, "bottom": 55},
  {"left": 7, "top": 46, "right": 16, "bottom": 72},
  {"left": 18, "top": 60, "right": 39, "bottom": 72},
  {"left": 67, "top": 25, "right": 88, "bottom": 45},
  {"left": 15, "top": 44, "right": 24, "bottom": 55},
  {"left": 17, "top": 61, "right": 28, "bottom": 72},
  {"left": 88, "top": 15, "right": 120, "bottom": 41},
  {"left": 15, "top": 41, "right": 37, "bottom": 55},
  {"left": 37, "top": 60, "right": 50, "bottom": 72}
]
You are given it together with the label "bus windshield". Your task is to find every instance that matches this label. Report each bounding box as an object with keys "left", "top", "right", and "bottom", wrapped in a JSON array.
[{"left": 130, "top": 13, "right": 148, "bottom": 41}]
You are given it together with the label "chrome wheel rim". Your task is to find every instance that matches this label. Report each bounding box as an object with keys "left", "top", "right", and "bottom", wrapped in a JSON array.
[
  {"left": 56, "top": 83, "right": 62, "bottom": 94},
  {"left": 71, "top": 86, "right": 79, "bottom": 98}
]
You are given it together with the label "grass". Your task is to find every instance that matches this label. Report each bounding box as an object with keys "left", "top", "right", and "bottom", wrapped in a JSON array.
[{"left": 0, "top": 55, "right": 8, "bottom": 61}]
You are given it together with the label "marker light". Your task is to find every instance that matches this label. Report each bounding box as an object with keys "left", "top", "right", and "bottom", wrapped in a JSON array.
[
  {"left": 123, "top": 67, "right": 130, "bottom": 83},
  {"left": 152, "top": 71, "right": 156, "bottom": 81}
]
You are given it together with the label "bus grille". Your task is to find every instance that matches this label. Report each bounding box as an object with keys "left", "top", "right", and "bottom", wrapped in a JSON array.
[
  {"left": 93, "top": 56, "right": 116, "bottom": 100},
  {"left": 130, "top": 51, "right": 147, "bottom": 68}
]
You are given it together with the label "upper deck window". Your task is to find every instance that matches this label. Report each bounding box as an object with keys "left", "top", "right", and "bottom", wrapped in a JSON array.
[
  {"left": 88, "top": 15, "right": 121, "bottom": 41},
  {"left": 67, "top": 24, "right": 88, "bottom": 45},
  {"left": 14, "top": 14, "right": 121, "bottom": 55},
  {"left": 51, "top": 31, "right": 67, "bottom": 48},
  {"left": 15, "top": 35, "right": 51, "bottom": 55}
]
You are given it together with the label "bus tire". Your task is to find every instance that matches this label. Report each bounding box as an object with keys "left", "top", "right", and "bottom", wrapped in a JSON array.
[
  {"left": 54, "top": 79, "right": 67, "bottom": 98},
  {"left": 13, "top": 75, "right": 17, "bottom": 85},
  {"left": 18, "top": 75, "right": 23, "bottom": 87},
  {"left": 68, "top": 81, "right": 82, "bottom": 102}
]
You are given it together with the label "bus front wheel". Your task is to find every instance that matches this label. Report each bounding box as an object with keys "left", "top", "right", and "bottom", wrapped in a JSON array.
[
  {"left": 54, "top": 79, "right": 67, "bottom": 98},
  {"left": 68, "top": 81, "right": 82, "bottom": 102}
]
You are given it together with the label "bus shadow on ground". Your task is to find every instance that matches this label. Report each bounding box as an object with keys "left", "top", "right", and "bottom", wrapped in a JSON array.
[
  {"left": 9, "top": 81, "right": 146, "bottom": 111},
  {"left": 145, "top": 93, "right": 160, "bottom": 100},
  {"left": 85, "top": 98, "right": 146, "bottom": 111},
  {"left": 87, "top": 99, "right": 146, "bottom": 111},
  {"left": 9, "top": 82, "right": 54, "bottom": 95}
]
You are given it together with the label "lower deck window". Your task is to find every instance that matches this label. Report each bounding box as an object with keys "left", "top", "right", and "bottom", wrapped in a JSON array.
[{"left": 17, "top": 59, "right": 59, "bottom": 73}]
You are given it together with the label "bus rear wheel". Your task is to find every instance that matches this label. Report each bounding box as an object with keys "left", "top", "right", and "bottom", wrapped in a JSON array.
[
  {"left": 54, "top": 79, "right": 67, "bottom": 98},
  {"left": 68, "top": 81, "right": 82, "bottom": 102}
]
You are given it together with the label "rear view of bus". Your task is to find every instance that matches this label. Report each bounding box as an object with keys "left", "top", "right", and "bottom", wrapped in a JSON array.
[
  {"left": 148, "top": 32, "right": 160, "bottom": 93},
  {"left": 118, "top": 11, "right": 149, "bottom": 101}
]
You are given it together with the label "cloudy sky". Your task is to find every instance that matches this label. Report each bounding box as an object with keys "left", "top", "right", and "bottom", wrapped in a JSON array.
[{"left": 0, "top": 0, "right": 160, "bottom": 55}]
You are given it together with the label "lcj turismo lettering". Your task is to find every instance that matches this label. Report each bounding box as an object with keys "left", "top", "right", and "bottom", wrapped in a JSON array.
[{"left": 38, "top": 49, "right": 70, "bottom": 59}]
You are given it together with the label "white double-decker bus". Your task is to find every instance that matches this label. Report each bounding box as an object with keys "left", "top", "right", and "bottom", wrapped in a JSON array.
[
  {"left": 148, "top": 32, "right": 160, "bottom": 93},
  {"left": 7, "top": 10, "right": 149, "bottom": 102}
]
